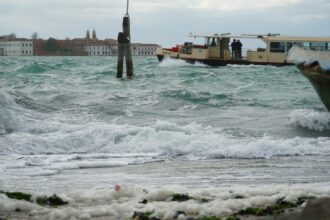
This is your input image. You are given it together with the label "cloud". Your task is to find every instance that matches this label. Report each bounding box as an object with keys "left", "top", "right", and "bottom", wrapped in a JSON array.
[
  {"left": 185, "top": 0, "right": 308, "bottom": 11},
  {"left": 0, "top": 0, "right": 329, "bottom": 46}
]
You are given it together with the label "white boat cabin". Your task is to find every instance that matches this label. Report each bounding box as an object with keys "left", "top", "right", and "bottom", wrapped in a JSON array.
[{"left": 157, "top": 33, "right": 330, "bottom": 65}]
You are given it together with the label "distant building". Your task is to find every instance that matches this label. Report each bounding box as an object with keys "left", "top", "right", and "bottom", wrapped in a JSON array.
[
  {"left": 85, "top": 45, "right": 117, "bottom": 56},
  {"left": 85, "top": 43, "right": 160, "bottom": 56},
  {"left": 33, "top": 39, "right": 88, "bottom": 56},
  {"left": 86, "top": 30, "right": 90, "bottom": 40},
  {"left": 0, "top": 38, "right": 33, "bottom": 56},
  {"left": 83, "top": 38, "right": 117, "bottom": 56},
  {"left": 131, "top": 44, "right": 160, "bottom": 56},
  {"left": 92, "top": 30, "right": 97, "bottom": 40},
  {"left": 0, "top": 31, "right": 160, "bottom": 57}
]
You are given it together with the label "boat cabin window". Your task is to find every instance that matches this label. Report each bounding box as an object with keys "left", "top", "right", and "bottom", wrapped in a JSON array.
[
  {"left": 309, "top": 42, "right": 329, "bottom": 51},
  {"left": 210, "top": 38, "right": 217, "bottom": 47},
  {"left": 270, "top": 42, "right": 285, "bottom": 53},
  {"left": 184, "top": 42, "right": 193, "bottom": 47},
  {"left": 303, "top": 42, "right": 310, "bottom": 49},
  {"left": 205, "top": 38, "right": 217, "bottom": 47}
]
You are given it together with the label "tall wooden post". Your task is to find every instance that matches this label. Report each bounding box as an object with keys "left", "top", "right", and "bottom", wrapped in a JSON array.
[
  {"left": 116, "top": 32, "right": 124, "bottom": 78},
  {"left": 117, "top": 0, "right": 133, "bottom": 78},
  {"left": 123, "top": 15, "right": 133, "bottom": 78}
]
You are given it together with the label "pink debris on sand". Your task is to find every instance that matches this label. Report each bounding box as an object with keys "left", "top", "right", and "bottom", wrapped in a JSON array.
[{"left": 115, "top": 184, "right": 121, "bottom": 192}]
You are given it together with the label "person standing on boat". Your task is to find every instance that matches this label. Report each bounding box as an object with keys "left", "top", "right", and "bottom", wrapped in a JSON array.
[
  {"left": 231, "top": 39, "right": 237, "bottom": 58},
  {"left": 237, "top": 40, "right": 243, "bottom": 58}
]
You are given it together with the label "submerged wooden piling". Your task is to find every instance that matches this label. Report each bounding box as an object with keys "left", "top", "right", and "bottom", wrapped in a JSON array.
[
  {"left": 116, "top": 0, "right": 133, "bottom": 78},
  {"left": 116, "top": 32, "right": 124, "bottom": 78},
  {"left": 123, "top": 15, "right": 133, "bottom": 78}
]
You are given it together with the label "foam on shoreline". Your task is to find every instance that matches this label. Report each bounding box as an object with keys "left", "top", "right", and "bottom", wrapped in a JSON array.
[{"left": 1, "top": 184, "right": 329, "bottom": 219}]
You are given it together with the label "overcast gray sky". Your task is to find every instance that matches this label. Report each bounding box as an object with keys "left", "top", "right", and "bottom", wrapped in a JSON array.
[{"left": 0, "top": 0, "right": 329, "bottom": 47}]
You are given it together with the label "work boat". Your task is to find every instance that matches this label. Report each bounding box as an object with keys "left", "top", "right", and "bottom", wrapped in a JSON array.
[{"left": 156, "top": 33, "right": 330, "bottom": 66}]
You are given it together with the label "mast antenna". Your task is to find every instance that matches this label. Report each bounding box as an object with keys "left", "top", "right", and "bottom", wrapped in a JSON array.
[{"left": 126, "top": 0, "right": 129, "bottom": 15}]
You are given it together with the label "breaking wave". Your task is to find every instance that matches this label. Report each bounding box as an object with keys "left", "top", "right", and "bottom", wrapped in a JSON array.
[
  {"left": 159, "top": 57, "right": 206, "bottom": 68},
  {"left": 0, "top": 90, "right": 60, "bottom": 135},
  {"left": 289, "top": 109, "right": 330, "bottom": 131},
  {"left": 1, "top": 115, "right": 330, "bottom": 159},
  {"left": 0, "top": 90, "right": 23, "bottom": 135},
  {"left": 1, "top": 57, "right": 329, "bottom": 162},
  {"left": 287, "top": 46, "right": 330, "bottom": 70},
  {"left": 1, "top": 57, "right": 330, "bottom": 182}
]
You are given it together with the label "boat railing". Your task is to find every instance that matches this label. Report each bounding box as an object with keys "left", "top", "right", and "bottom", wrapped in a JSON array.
[{"left": 229, "top": 48, "right": 250, "bottom": 60}]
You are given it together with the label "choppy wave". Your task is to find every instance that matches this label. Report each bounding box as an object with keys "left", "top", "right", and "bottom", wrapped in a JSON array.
[
  {"left": 16, "top": 62, "right": 49, "bottom": 74},
  {"left": 1, "top": 117, "right": 330, "bottom": 159},
  {"left": 2, "top": 56, "right": 330, "bottom": 199},
  {"left": 288, "top": 46, "right": 330, "bottom": 70},
  {"left": 0, "top": 55, "right": 329, "bottom": 160},
  {"left": 160, "top": 88, "right": 232, "bottom": 106},
  {"left": 0, "top": 90, "right": 60, "bottom": 135},
  {"left": 289, "top": 109, "right": 330, "bottom": 131},
  {"left": 0, "top": 90, "right": 25, "bottom": 135}
]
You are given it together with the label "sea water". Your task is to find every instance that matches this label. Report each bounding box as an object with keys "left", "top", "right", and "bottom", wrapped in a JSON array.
[{"left": 0, "top": 56, "right": 330, "bottom": 218}]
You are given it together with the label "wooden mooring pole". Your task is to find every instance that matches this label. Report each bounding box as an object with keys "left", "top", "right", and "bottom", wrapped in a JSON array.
[
  {"left": 117, "top": 32, "right": 124, "bottom": 78},
  {"left": 117, "top": 0, "right": 133, "bottom": 78}
]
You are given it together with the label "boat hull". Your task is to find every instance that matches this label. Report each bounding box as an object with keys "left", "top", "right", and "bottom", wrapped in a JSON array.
[{"left": 298, "top": 63, "right": 330, "bottom": 111}]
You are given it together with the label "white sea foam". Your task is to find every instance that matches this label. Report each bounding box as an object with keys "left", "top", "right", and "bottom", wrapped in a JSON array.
[
  {"left": 227, "top": 64, "right": 277, "bottom": 68},
  {"left": 287, "top": 46, "right": 330, "bottom": 70},
  {"left": 29, "top": 169, "right": 58, "bottom": 177},
  {"left": 0, "top": 90, "right": 18, "bottom": 135},
  {"left": 48, "top": 161, "right": 128, "bottom": 170},
  {"left": 0, "top": 164, "right": 5, "bottom": 173},
  {"left": 5, "top": 161, "right": 27, "bottom": 169},
  {"left": 289, "top": 109, "right": 330, "bottom": 131},
  {"left": 159, "top": 58, "right": 206, "bottom": 68},
  {"left": 1, "top": 184, "right": 329, "bottom": 219},
  {"left": 0, "top": 194, "right": 38, "bottom": 212}
]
